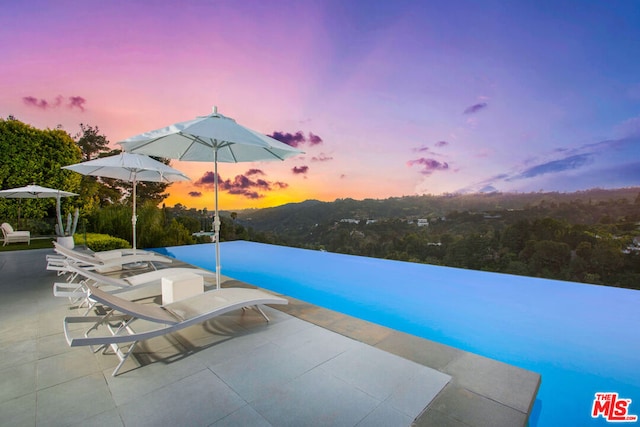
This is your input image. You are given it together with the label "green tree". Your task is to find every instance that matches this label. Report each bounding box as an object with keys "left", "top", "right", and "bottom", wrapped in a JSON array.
[
  {"left": 68, "top": 124, "right": 118, "bottom": 215},
  {"left": 590, "top": 240, "right": 625, "bottom": 281},
  {"left": 76, "top": 123, "right": 109, "bottom": 161},
  {"left": 528, "top": 240, "right": 571, "bottom": 276},
  {"left": 575, "top": 241, "right": 593, "bottom": 261},
  {"left": 444, "top": 234, "right": 495, "bottom": 270},
  {"left": 501, "top": 220, "right": 531, "bottom": 253},
  {"left": 72, "top": 124, "right": 173, "bottom": 210},
  {"left": 530, "top": 218, "right": 567, "bottom": 242},
  {"left": 0, "top": 118, "right": 82, "bottom": 225}
]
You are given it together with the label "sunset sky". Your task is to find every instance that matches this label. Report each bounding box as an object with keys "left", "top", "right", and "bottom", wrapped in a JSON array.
[{"left": 2, "top": 1, "right": 640, "bottom": 210}]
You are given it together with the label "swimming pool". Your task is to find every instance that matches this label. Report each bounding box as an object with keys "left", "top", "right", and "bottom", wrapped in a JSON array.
[{"left": 154, "top": 241, "right": 640, "bottom": 426}]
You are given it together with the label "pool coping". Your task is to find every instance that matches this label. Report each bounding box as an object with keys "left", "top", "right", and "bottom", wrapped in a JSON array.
[{"left": 221, "top": 277, "right": 541, "bottom": 427}]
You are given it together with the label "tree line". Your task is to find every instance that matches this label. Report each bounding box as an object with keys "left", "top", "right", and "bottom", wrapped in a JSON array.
[{"left": 233, "top": 193, "right": 640, "bottom": 290}]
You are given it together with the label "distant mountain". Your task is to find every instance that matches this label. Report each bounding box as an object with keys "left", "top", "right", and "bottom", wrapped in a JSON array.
[{"left": 234, "top": 188, "right": 640, "bottom": 232}]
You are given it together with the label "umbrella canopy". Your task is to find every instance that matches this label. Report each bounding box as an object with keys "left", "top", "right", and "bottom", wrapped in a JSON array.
[
  {"left": 0, "top": 184, "right": 78, "bottom": 228},
  {"left": 118, "top": 107, "right": 303, "bottom": 288},
  {"left": 0, "top": 184, "right": 77, "bottom": 199},
  {"left": 63, "top": 152, "right": 190, "bottom": 250}
]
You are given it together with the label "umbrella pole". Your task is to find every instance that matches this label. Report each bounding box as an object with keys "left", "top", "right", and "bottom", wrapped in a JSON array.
[
  {"left": 214, "top": 150, "right": 221, "bottom": 290},
  {"left": 132, "top": 177, "right": 137, "bottom": 252}
]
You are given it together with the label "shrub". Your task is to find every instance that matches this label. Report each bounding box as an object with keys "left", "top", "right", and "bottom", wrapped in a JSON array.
[
  {"left": 74, "top": 232, "right": 131, "bottom": 252},
  {"left": 87, "top": 202, "right": 197, "bottom": 249},
  {"left": 87, "top": 205, "right": 132, "bottom": 242}
]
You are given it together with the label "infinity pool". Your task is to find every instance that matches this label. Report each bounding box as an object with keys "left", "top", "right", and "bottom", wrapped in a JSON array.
[{"left": 154, "top": 241, "right": 640, "bottom": 426}]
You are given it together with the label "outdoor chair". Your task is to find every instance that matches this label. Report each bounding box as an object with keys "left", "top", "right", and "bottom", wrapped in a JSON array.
[
  {"left": 47, "top": 244, "right": 161, "bottom": 264},
  {"left": 53, "top": 262, "right": 217, "bottom": 310},
  {"left": 63, "top": 280, "right": 288, "bottom": 376},
  {"left": 48, "top": 241, "right": 172, "bottom": 275},
  {"left": 1, "top": 222, "right": 30, "bottom": 246}
]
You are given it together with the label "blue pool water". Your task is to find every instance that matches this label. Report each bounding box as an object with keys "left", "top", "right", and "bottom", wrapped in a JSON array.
[{"left": 154, "top": 241, "right": 640, "bottom": 426}]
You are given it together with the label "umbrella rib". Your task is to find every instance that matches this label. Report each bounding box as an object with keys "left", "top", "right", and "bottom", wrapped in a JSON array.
[
  {"left": 263, "top": 147, "right": 286, "bottom": 161},
  {"left": 122, "top": 138, "right": 159, "bottom": 153},
  {"left": 177, "top": 133, "right": 217, "bottom": 160},
  {"left": 218, "top": 142, "right": 238, "bottom": 162}
]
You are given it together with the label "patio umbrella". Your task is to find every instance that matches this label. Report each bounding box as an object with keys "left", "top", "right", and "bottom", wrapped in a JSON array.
[
  {"left": 118, "top": 106, "right": 303, "bottom": 288},
  {"left": 63, "top": 152, "right": 190, "bottom": 251},
  {"left": 0, "top": 184, "right": 78, "bottom": 228}
]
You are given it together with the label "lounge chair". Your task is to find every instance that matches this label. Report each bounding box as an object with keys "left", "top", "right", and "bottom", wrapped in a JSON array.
[
  {"left": 53, "top": 262, "right": 217, "bottom": 308},
  {"left": 63, "top": 281, "right": 288, "bottom": 376},
  {"left": 47, "top": 246, "right": 157, "bottom": 265},
  {"left": 48, "top": 241, "right": 172, "bottom": 274},
  {"left": 1, "top": 222, "right": 30, "bottom": 246}
]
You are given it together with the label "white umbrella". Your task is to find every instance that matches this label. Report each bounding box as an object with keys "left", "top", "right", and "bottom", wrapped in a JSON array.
[
  {"left": 118, "top": 107, "right": 303, "bottom": 288},
  {"left": 0, "top": 184, "right": 78, "bottom": 227},
  {"left": 0, "top": 184, "right": 78, "bottom": 199},
  {"left": 63, "top": 152, "right": 190, "bottom": 250}
]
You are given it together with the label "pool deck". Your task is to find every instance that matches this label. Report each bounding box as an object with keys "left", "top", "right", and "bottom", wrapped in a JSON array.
[{"left": 0, "top": 248, "right": 540, "bottom": 426}]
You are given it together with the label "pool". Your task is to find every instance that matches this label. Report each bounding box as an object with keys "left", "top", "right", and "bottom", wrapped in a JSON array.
[{"left": 153, "top": 241, "right": 640, "bottom": 426}]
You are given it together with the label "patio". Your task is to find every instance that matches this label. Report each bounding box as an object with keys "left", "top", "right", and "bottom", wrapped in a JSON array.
[{"left": 0, "top": 248, "right": 539, "bottom": 426}]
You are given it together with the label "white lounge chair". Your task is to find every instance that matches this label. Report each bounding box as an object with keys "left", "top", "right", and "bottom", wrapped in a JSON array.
[
  {"left": 47, "top": 246, "right": 159, "bottom": 263},
  {"left": 53, "top": 262, "right": 217, "bottom": 308},
  {"left": 1, "top": 222, "right": 30, "bottom": 246},
  {"left": 48, "top": 241, "right": 172, "bottom": 275},
  {"left": 63, "top": 281, "right": 288, "bottom": 376}
]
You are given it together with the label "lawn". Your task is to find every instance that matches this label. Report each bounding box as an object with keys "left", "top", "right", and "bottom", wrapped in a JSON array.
[{"left": 0, "top": 237, "right": 55, "bottom": 252}]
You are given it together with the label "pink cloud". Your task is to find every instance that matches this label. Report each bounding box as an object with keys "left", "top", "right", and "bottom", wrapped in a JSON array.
[
  {"left": 22, "top": 95, "right": 86, "bottom": 112},
  {"left": 407, "top": 158, "right": 449, "bottom": 176},
  {"left": 311, "top": 153, "right": 333, "bottom": 162},
  {"left": 293, "top": 165, "right": 309, "bottom": 174},
  {"left": 269, "top": 130, "right": 324, "bottom": 147},
  {"left": 463, "top": 102, "right": 488, "bottom": 114},
  {"left": 68, "top": 96, "right": 86, "bottom": 111},
  {"left": 23, "top": 96, "right": 48, "bottom": 109},
  {"left": 193, "top": 170, "right": 289, "bottom": 199}
]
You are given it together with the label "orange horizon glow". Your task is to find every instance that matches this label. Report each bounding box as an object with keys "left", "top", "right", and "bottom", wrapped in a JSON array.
[{"left": 162, "top": 181, "right": 321, "bottom": 212}]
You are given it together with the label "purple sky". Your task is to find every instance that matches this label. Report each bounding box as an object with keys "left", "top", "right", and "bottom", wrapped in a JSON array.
[{"left": 2, "top": 0, "right": 639, "bottom": 209}]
